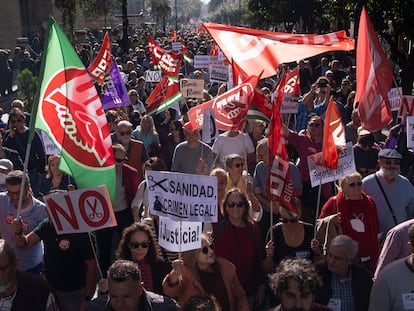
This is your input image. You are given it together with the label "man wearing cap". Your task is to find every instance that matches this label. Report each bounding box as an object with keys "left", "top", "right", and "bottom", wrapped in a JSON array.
[{"left": 362, "top": 149, "right": 414, "bottom": 238}]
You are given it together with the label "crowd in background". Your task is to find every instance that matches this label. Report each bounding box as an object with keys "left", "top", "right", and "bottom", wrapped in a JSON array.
[{"left": 0, "top": 26, "right": 412, "bottom": 311}]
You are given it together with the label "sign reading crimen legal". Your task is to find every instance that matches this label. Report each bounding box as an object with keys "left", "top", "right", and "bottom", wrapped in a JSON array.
[
  {"left": 44, "top": 185, "right": 117, "bottom": 234},
  {"left": 147, "top": 171, "right": 218, "bottom": 222}
]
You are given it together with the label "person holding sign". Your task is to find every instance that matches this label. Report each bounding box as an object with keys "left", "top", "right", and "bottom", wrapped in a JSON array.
[
  {"left": 212, "top": 188, "right": 266, "bottom": 309},
  {"left": 162, "top": 233, "right": 249, "bottom": 311},
  {"left": 317, "top": 172, "right": 380, "bottom": 272}
]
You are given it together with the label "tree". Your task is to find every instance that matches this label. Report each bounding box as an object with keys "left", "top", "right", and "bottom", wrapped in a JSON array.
[
  {"left": 54, "top": 0, "right": 77, "bottom": 39},
  {"left": 148, "top": 0, "right": 171, "bottom": 32},
  {"left": 17, "top": 69, "right": 38, "bottom": 112}
]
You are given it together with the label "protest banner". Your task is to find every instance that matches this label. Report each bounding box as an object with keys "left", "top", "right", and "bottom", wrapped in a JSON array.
[
  {"left": 388, "top": 87, "right": 403, "bottom": 111},
  {"left": 41, "top": 130, "right": 59, "bottom": 155},
  {"left": 145, "top": 70, "right": 162, "bottom": 82},
  {"left": 43, "top": 185, "right": 117, "bottom": 234},
  {"left": 158, "top": 216, "right": 202, "bottom": 252},
  {"left": 193, "top": 55, "right": 211, "bottom": 68},
  {"left": 171, "top": 42, "right": 182, "bottom": 52},
  {"left": 180, "top": 78, "right": 204, "bottom": 98},
  {"left": 280, "top": 93, "right": 299, "bottom": 114},
  {"left": 147, "top": 171, "right": 218, "bottom": 222},
  {"left": 209, "top": 64, "right": 229, "bottom": 83},
  {"left": 308, "top": 143, "right": 356, "bottom": 187},
  {"left": 407, "top": 116, "right": 414, "bottom": 149}
]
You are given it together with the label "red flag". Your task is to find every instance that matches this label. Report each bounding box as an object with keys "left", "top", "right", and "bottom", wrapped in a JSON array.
[
  {"left": 187, "top": 74, "right": 259, "bottom": 131},
  {"left": 283, "top": 68, "right": 300, "bottom": 96},
  {"left": 146, "top": 76, "right": 183, "bottom": 115},
  {"left": 321, "top": 99, "right": 346, "bottom": 169},
  {"left": 356, "top": 7, "right": 393, "bottom": 132},
  {"left": 170, "top": 30, "right": 177, "bottom": 41},
  {"left": 148, "top": 36, "right": 182, "bottom": 77},
  {"left": 210, "top": 42, "right": 219, "bottom": 56},
  {"left": 88, "top": 32, "right": 112, "bottom": 84},
  {"left": 266, "top": 73, "right": 295, "bottom": 214},
  {"left": 203, "top": 23, "right": 354, "bottom": 78},
  {"left": 232, "top": 60, "right": 249, "bottom": 86}
]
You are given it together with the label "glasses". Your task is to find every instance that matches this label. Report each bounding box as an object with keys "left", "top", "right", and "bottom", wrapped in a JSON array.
[
  {"left": 115, "top": 158, "right": 126, "bottom": 163},
  {"left": 348, "top": 181, "right": 362, "bottom": 188},
  {"left": 10, "top": 119, "right": 23, "bottom": 124},
  {"left": 119, "top": 131, "right": 131, "bottom": 136},
  {"left": 232, "top": 162, "right": 244, "bottom": 168},
  {"left": 308, "top": 123, "right": 321, "bottom": 128},
  {"left": 226, "top": 201, "right": 245, "bottom": 208},
  {"left": 129, "top": 241, "right": 151, "bottom": 249},
  {"left": 201, "top": 244, "right": 214, "bottom": 254}
]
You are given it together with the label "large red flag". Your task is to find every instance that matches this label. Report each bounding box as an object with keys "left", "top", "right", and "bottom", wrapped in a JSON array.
[
  {"left": 356, "top": 7, "right": 393, "bottom": 132},
  {"left": 203, "top": 23, "right": 354, "bottom": 78},
  {"left": 321, "top": 99, "right": 346, "bottom": 169},
  {"left": 187, "top": 74, "right": 259, "bottom": 131},
  {"left": 266, "top": 74, "right": 295, "bottom": 214},
  {"left": 88, "top": 32, "right": 112, "bottom": 84},
  {"left": 148, "top": 36, "right": 182, "bottom": 77}
]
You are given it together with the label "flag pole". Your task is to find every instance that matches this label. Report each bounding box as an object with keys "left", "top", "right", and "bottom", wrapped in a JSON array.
[
  {"left": 88, "top": 232, "right": 104, "bottom": 279},
  {"left": 314, "top": 174, "right": 323, "bottom": 238},
  {"left": 17, "top": 17, "right": 53, "bottom": 218}
]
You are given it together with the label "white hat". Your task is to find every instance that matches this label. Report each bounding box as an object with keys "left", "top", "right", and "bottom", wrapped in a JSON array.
[{"left": 0, "top": 159, "right": 13, "bottom": 171}]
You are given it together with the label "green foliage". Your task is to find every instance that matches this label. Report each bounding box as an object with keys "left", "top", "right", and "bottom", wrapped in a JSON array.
[
  {"left": 16, "top": 69, "right": 39, "bottom": 112},
  {"left": 54, "top": 0, "right": 77, "bottom": 39},
  {"left": 80, "top": 0, "right": 120, "bottom": 19}
]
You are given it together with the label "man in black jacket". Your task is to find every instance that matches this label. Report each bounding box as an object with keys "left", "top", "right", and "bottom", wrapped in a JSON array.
[
  {"left": 314, "top": 235, "right": 372, "bottom": 311},
  {"left": 88, "top": 260, "right": 178, "bottom": 311}
]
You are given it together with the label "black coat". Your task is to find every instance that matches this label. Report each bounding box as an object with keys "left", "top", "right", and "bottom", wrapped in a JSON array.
[{"left": 314, "top": 261, "right": 372, "bottom": 311}]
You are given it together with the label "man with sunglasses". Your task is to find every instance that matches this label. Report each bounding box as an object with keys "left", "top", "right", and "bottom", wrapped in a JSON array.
[
  {"left": 112, "top": 120, "right": 148, "bottom": 183},
  {"left": 362, "top": 149, "right": 414, "bottom": 239},
  {"left": 3, "top": 108, "right": 46, "bottom": 197}
]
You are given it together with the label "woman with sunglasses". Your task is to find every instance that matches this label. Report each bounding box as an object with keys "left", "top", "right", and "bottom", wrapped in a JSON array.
[
  {"left": 317, "top": 172, "right": 379, "bottom": 271},
  {"left": 263, "top": 201, "right": 321, "bottom": 272},
  {"left": 163, "top": 233, "right": 249, "bottom": 311},
  {"left": 113, "top": 222, "right": 170, "bottom": 295},
  {"left": 212, "top": 188, "right": 266, "bottom": 309}
]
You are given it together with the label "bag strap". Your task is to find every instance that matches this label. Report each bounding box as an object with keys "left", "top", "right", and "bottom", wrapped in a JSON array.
[{"left": 375, "top": 174, "right": 398, "bottom": 226}]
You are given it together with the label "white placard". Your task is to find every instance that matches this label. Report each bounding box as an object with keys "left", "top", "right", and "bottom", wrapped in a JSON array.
[
  {"left": 407, "top": 116, "right": 414, "bottom": 149},
  {"left": 308, "top": 143, "right": 356, "bottom": 187},
  {"left": 180, "top": 78, "right": 204, "bottom": 98},
  {"left": 388, "top": 87, "right": 403, "bottom": 111},
  {"left": 209, "top": 64, "right": 229, "bottom": 83},
  {"left": 202, "top": 109, "right": 219, "bottom": 144},
  {"left": 171, "top": 42, "right": 182, "bottom": 52},
  {"left": 280, "top": 94, "right": 299, "bottom": 114},
  {"left": 147, "top": 171, "right": 218, "bottom": 222},
  {"left": 193, "top": 55, "right": 211, "bottom": 68},
  {"left": 41, "top": 131, "right": 59, "bottom": 155},
  {"left": 44, "top": 185, "right": 117, "bottom": 234},
  {"left": 145, "top": 70, "right": 162, "bottom": 82},
  {"left": 158, "top": 216, "right": 202, "bottom": 252}
]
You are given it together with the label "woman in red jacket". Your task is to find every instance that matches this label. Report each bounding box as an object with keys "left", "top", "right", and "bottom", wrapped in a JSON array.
[{"left": 162, "top": 233, "right": 249, "bottom": 311}]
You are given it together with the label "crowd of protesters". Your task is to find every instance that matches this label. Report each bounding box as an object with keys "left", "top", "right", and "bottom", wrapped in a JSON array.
[{"left": 0, "top": 25, "right": 413, "bottom": 311}]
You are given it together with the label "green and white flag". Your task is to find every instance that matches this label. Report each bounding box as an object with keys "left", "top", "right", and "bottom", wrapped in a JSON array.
[{"left": 32, "top": 17, "right": 116, "bottom": 201}]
